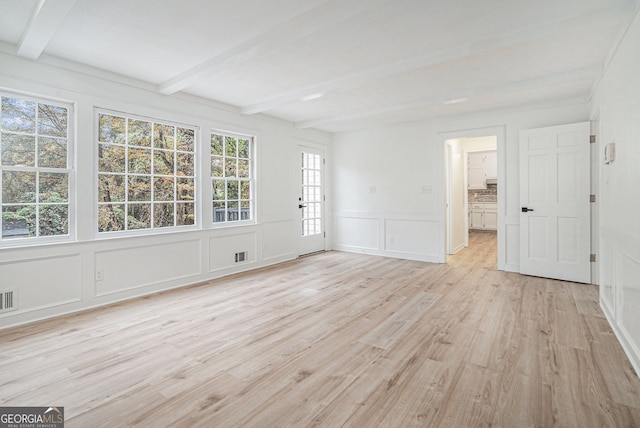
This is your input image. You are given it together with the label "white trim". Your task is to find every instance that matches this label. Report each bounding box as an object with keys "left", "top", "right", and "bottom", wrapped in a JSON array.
[{"left": 601, "top": 297, "right": 640, "bottom": 378}]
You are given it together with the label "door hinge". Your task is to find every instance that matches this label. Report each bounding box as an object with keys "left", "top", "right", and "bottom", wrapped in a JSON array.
[
  {"left": 590, "top": 135, "right": 596, "bottom": 144},
  {"left": 590, "top": 194, "right": 596, "bottom": 203},
  {"left": 324, "top": 231, "right": 326, "bottom": 238},
  {"left": 323, "top": 158, "right": 326, "bottom": 165},
  {"left": 590, "top": 254, "right": 597, "bottom": 262}
]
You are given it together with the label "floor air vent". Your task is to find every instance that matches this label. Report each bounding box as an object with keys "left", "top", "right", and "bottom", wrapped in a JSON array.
[
  {"left": 0, "top": 289, "right": 17, "bottom": 313},
  {"left": 235, "top": 251, "right": 247, "bottom": 263}
]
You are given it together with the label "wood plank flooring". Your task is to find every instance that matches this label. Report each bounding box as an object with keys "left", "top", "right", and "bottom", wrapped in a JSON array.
[{"left": 1, "top": 231, "right": 639, "bottom": 427}]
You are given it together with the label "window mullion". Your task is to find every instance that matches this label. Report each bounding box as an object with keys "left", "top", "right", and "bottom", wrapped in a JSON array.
[
  {"left": 124, "top": 117, "right": 129, "bottom": 231},
  {"left": 173, "top": 126, "right": 177, "bottom": 227},
  {"left": 150, "top": 122, "right": 155, "bottom": 229},
  {"left": 35, "top": 101, "right": 40, "bottom": 238}
]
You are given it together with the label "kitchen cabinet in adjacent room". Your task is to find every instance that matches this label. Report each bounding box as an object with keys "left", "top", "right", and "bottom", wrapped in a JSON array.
[
  {"left": 467, "top": 151, "right": 497, "bottom": 189},
  {"left": 469, "top": 203, "right": 497, "bottom": 230}
]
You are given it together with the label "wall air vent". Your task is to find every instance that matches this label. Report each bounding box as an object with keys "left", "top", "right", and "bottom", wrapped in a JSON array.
[
  {"left": 0, "top": 289, "right": 17, "bottom": 313},
  {"left": 235, "top": 251, "right": 247, "bottom": 263}
]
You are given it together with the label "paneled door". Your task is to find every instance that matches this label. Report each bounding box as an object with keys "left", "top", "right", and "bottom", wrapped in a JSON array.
[
  {"left": 519, "top": 122, "right": 591, "bottom": 283},
  {"left": 298, "top": 146, "right": 325, "bottom": 256}
]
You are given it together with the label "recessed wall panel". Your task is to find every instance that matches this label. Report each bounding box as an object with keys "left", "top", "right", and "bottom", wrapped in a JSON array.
[
  {"left": 600, "top": 239, "right": 615, "bottom": 315},
  {"left": 0, "top": 254, "right": 81, "bottom": 313},
  {"left": 209, "top": 232, "right": 257, "bottom": 272},
  {"left": 385, "top": 219, "right": 438, "bottom": 257},
  {"left": 95, "top": 240, "right": 201, "bottom": 296},
  {"left": 262, "top": 220, "right": 295, "bottom": 260},
  {"left": 505, "top": 223, "right": 520, "bottom": 267},
  {"left": 617, "top": 250, "right": 640, "bottom": 356},
  {"left": 334, "top": 217, "right": 379, "bottom": 250}
]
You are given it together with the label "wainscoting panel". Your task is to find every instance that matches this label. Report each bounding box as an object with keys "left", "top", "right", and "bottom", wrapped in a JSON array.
[
  {"left": 262, "top": 220, "right": 296, "bottom": 261},
  {"left": 209, "top": 231, "right": 257, "bottom": 272},
  {"left": 0, "top": 253, "right": 82, "bottom": 315},
  {"left": 616, "top": 249, "right": 640, "bottom": 369},
  {"left": 600, "top": 239, "right": 615, "bottom": 317},
  {"left": 385, "top": 219, "right": 439, "bottom": 260},
  {"left": 600, "top": 228, "right": 640, "bottom": 376},
  {"left": 334, "top": 216, "right": 380, "bottom": 251},
  {"left": 95, "top": 239, "right": 202, "bottom": 296},
  {"left": 504, "top": 219, "right": 520, "bottom": 272},
  {"left": 334, "top": 213, "right": 440, "bottom": 262}
]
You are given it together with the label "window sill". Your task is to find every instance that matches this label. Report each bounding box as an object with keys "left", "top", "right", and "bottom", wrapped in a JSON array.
[
  {"left": 209, "top": 219, "right": 256, "bottom": 230},
  {"left": 0, "top": 235, "right": 76, "bottom": 251}
]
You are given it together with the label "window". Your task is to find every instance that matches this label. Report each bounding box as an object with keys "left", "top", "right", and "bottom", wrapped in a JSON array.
[
  {"left": 1, "top": 93, "right": 72, "bottom": 242},
  {"left": 97, "top": 111, "right": 196, "bottom": 233},
  {"left": 211, "top": 131, "right": 253, "bottom": 224}
]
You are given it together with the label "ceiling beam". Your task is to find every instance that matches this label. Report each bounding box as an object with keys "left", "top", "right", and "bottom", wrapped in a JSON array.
[
  {"left": 294, "top": 65, "right": 602, "bottom": 129},
  {"left": 243, "top": 2, "right": 633, "bottom": 116},
  {"left": 240, "top": 46, "right": 471, "bottom": 115},
  {"left": 158, "top": 0, "right": 394, "bottom": 95},
  {"left": 17, "top": 0, "right": 78, "bottom": 60}
]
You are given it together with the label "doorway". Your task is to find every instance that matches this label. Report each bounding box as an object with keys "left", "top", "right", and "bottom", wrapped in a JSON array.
[
  {"left": 442, "top": 126, "right": 505, "bottom": 270},
  {"left": 297, "top": 145, "right": 325, "bottom": 256}
]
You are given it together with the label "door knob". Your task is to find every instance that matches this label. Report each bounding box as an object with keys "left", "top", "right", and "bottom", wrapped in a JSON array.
[
  {"left": 299, "top": 204, "right": 307, "bottom": 209},
  {"left": 521, "top": 207, "right": 534, "bottom": 212}
]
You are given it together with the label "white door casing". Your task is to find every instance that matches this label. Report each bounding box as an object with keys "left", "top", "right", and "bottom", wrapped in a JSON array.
[{"left": 519, "top": 122, "right": 591, "bottom": 283}]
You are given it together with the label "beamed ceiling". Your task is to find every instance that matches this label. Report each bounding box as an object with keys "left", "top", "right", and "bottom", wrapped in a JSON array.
[{"left": 0, "top": 0, "right": 637, "bottom": 132}]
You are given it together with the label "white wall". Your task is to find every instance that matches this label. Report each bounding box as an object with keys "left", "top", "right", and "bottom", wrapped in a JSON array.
[
  {"left": 332, "top": 102, "right": 589, "bottom": 266},
  {"left": 0, "top": 52, "right": 331, "bottom": 328},
  {"left": 591, "top": 9, "right": 640, "bottom": 375}
]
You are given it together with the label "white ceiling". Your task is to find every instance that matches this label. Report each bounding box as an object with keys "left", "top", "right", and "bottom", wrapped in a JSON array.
[{"left": 0, "top": 0, "right": 637, "bottom": 133}]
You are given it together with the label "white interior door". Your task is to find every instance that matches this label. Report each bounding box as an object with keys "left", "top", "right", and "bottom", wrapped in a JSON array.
[
  {"left": 519, "top": 122, "right": 591, "bottom": 283},
  {"left": 298, "top": 146, "right": 325, "bottom": 256}
]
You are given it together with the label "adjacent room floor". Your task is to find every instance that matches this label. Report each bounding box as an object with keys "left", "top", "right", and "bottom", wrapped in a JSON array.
[{"left": 1, "top": 232, "right": 639, "bottom": 427}]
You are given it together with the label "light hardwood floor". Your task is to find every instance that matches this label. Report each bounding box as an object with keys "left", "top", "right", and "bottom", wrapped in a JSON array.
[{"left": 1, "top": 232, "right": 639, "bottom": 427}]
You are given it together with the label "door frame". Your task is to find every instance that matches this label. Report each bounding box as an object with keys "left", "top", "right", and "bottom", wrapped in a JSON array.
[
  {"left": 440, "top": 126, "right": 506, "bottom": 270},
  {"left": 590, "top": 113, "right": 600, "bottom": 285},
  {"left": 296, "top": 142, "right": 327, "bottom": 257}
]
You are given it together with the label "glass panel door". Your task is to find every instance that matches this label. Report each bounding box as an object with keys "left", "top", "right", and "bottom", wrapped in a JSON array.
[{"left": 298, "top": 146, "right": 324, "bottom": 255}]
